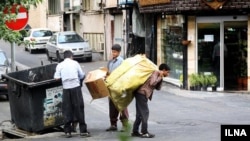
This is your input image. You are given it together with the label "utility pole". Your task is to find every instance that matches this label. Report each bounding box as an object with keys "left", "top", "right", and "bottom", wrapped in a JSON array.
[
  {"left": 118, "top": 0, "right": 133, "bottom": 59},
  {"left": 10, "top": 42, "right": 16, "bottom": 72},
  {"left": 70, "top": 0, "right": 73, "bottom": 30}
]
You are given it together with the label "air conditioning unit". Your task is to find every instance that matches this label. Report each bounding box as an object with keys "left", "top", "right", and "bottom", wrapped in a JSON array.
[
  {"left": 73, "top": 6, "right": 81, "bottom": 12},
  {"left": 73, "top": 0, "right": 81, "bottom": 7}
]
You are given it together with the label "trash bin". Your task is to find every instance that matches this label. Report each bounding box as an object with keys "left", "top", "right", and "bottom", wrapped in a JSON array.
[{"left": 2, "top": 63, "right": 64, "bottom": 133}]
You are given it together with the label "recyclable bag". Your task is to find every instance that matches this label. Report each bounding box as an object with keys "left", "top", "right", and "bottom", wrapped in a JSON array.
[{"left": 105, "top": 54, "right": 157, "bottom": 111}]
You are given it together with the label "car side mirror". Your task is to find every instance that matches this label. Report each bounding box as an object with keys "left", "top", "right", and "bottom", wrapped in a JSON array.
[{"left": 52, "top": 41, "right": 57, "bottom": 45}]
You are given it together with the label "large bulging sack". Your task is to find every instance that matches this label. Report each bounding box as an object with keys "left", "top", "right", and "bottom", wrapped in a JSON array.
[{"left": 105, "top": 54, "right": 157, "bottom": 111}]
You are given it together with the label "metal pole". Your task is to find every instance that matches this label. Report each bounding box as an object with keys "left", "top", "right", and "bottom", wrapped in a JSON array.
[
  {"left": 11, "top": 42, "right": 16, "bottom": 72},
  {"left": 183, "top": 16, "right": 188, "bottom": 89},
  {"left": 70, "top": 0, "right": 73, "bottom": 31}
]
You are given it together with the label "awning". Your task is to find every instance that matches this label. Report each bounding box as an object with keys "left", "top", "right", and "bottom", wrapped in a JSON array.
[{"left": 138, "top": 0, "right": 250, "bottom": 15}]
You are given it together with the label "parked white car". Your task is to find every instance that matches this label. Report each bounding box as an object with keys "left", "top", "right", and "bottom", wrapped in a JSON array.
[
  {"left": 45, "top": 31, "right": 92, "bottom": 62},
  {"left": 24, "top": 28, "right": 53, "bottom": 54},
  {"left": 0, "top": 50, "right": 11, "bottom": 100}
]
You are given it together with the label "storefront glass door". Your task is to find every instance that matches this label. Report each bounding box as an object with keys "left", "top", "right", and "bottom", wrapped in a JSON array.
[
  {"left": 224, "top": 21, "right": 248, "bottom": 90},
  {"left": 197, "top": 16, "right": 247, "bottom": 90},
  {"left": 197, "top": 22, "right": 220, "bottom": 86}
]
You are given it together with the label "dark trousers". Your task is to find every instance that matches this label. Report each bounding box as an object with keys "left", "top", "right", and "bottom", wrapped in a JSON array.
[
  {"left": 132, "top": 92, "right": 149, "bottom": 134},
  {"left": 108, "top": 98, "right": 129, "bottom": 126},
  {"left": 62, "top": 86, "right": 87, "bottom": 133}
]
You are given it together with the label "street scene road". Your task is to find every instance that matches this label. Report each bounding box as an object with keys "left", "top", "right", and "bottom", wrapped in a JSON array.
[{"left": 0, "top": 40, "right": 250, "bottom": 141}]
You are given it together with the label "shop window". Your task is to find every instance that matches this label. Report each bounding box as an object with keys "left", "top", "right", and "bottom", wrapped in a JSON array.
[
  {"left": 161, "top": 15, "right": 184, "bottom": 80},
  {"left": 48, "top": 0, "right": 61, "bottom": 15}
]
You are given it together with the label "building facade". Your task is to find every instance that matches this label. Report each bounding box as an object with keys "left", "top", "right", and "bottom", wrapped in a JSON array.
[
  {"left": 29, "top": 0, "right": 250, "bottom": 91},
  {"left": 138, "top": 0, "right": 250, "bottom": 91},
  {"left": 31, "top": 0, "right": 128, "bottom": 60},
  {"left": 45, "top": 0, "right": 105, "bottom": 55},
  {"left": 104, "top": 0, "right": 129, "bottom": 60},
  {"left": 27, "top": 1, "right": 47, "bottom": 28}
]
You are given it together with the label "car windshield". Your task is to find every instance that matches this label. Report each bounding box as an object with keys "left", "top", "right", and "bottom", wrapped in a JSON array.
[
  {"left": 32, "top": 30, "right": 53, "bottom": 37},
  {"left": 0, "top": 52, "right": 8, "bottom": 66},
  {"left": 58, "top": 34, "right": 85, "bottom": 43}
]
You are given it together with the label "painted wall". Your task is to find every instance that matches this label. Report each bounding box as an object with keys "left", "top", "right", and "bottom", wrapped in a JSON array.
[
  {"left": 106, "top": 0, "right": 117, "bottom": 8},
  {"left": 104, "top": 14, "right": 114, "bottom": 61},
  {"left": 187, "top": 16, "right": 196, "bottom": 77},
  {"left": 48, "top": 15, "right": 62, "bottom": 32},
  {"left": 80, "top": 14, "right": 104, "bottom": 33},
  {"left": 28, "top": 1, "right": 47, "bottom": 28}
]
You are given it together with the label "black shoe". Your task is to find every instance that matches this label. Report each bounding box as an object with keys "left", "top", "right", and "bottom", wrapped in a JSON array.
[
  {"left": 80, "top": 132, "right": 91, "bottom": 137},
  {"left": 71, "top": 126, "right": 77, "bottom": 133},
  {"left": 65, "top": 132, "right": 72, "bottom": 138},
  {"left": 106, "top": 125, "right": 117, "bottom": 131},
  {"left": 72, "top": 122, "right": 78, "bottom": 132},
  {"left": 131, "top": 132, "right": 142, "bottom": 137},
  {"left": 141, "top": 132, "right": 155, "bottom": 138}
]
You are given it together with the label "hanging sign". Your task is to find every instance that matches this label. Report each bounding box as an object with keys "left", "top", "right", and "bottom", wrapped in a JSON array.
[
  {"left": 202, "top": 0, "right": 228, "bottom": 10},
  {"left": 139, "top": 0, "right": 171, "bottom": 7}
]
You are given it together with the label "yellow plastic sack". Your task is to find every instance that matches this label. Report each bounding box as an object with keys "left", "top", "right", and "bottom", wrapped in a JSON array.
[{"left": 105, "top": 54, "right": 157, "bottom": 111}]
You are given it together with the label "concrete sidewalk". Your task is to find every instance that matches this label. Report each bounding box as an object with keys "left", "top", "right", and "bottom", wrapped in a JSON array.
[{"left": 161, "top": 82, "right": 246, "bottom": 98}]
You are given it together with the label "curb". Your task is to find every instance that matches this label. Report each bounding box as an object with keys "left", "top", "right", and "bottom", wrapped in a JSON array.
[{"left": 161, "top": 82, "right": 226, "bottom": 99}]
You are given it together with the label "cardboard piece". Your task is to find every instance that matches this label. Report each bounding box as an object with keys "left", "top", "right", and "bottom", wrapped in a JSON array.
[{"left": 84, "top": 69, "right": 109, "bottom": 100}]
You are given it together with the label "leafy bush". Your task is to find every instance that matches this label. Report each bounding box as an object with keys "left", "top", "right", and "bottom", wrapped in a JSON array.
[
  {"left": 199, "top": 74, "right": 209, "bottom": 87},
  {"left": 189, "top": 73, "right": 199, "bottom": 87},
  {"left": 207, "top": 74, "right": 217, "bottom": 87}
]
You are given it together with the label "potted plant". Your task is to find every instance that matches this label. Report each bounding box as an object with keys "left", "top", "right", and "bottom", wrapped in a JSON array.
[
  {"left": 207, "top": 74, "right": 217, "bottom": 91},
  {"left": 179, "top": 74, "right": 183, "bottom": 89},
  {"left": 199, "top": 74, "right": 209, "bottom": 91},
  {"left": 189, "top": 73, "right": 199, "bottom": 90},
  {"left": 189, "top": 74, "right": 195, "bottom": 90},
  {"left": 181, "top": 40, "right": 191, "bottom": 46},
  {"left": 239, "top": 55, "right": 247, "bottom": 90}
]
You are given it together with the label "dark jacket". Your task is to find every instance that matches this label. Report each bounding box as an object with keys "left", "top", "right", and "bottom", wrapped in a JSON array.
[{"left": 136, "top": 71, "right": 163, "bottom": 100}]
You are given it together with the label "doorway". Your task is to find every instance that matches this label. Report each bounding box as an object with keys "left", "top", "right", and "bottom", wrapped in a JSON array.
[{"left": 197, "top": 16, "right": 248, "bottom": 90}]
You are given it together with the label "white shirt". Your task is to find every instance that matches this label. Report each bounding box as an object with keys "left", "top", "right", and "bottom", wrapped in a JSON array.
[{"left": 54, "top": 58, "right": 85, "bottom": 89}]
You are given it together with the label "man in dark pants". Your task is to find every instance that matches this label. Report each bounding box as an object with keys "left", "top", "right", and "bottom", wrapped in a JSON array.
[
  {"left": 54, "top": 50, "right": 90, "bottom": 138},
  {"left": 131, "top": 63, "right": 170, "bottom": 138},
  {"left": 106, "top": 44, "right": 129, "bottom": 132}
]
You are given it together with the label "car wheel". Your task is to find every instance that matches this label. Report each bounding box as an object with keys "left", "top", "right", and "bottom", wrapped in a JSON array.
[
  {"left": 29, "top": 48, "right": 34, "bottom": 54},
  {"left": 56, "top": 52, "right": 62, "bottom": 62},
  {"left": 46, "top": 50, "right": 52, "bottom": 61},
  {"left": 86, "top": 57, "right": 92, "bottom": 62},
  {"left": 24, "top": 45, "right": 28, "bottom": 51}
]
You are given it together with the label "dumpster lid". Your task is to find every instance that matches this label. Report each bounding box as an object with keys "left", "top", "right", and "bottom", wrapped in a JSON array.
[{"left": 2, "top": 63, "right": 61, "bottom": 88}]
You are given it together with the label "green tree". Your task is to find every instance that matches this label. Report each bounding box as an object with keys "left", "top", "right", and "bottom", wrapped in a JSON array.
[{"left": 0, "top": 0, "right": 42, "bottom": 44}]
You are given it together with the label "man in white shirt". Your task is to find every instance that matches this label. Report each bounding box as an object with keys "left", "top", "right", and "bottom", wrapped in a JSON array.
[{"left": 54, "top": 50, "right": 90, "bottom": 138}]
